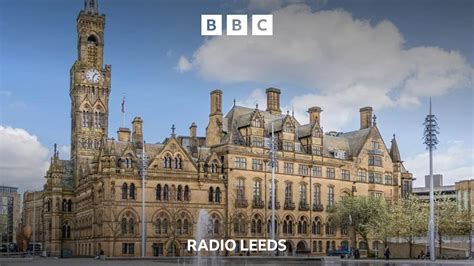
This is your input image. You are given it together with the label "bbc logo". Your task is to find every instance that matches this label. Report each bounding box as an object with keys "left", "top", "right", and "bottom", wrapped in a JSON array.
[{"left": 201, "top": 15, "right": 273, "bottom": 36}]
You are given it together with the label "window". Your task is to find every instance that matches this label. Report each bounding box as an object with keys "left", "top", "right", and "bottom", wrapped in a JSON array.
[
  {"left": 251, "top": 215, "right": 263, "bottom": 235},
  {"left": 236, "top": 179, "right": 245, "bottom": 202},
  {"left": 299, "top": 184, "right": 307, "bottom": 204},
  {"left": 326, "top": 167, "right": 335, "bottom": 179},
  {"left": 62, "top": 222, "right": 71, "bottom": 238},
  {"left": 177, "top": 185, "right": 183, "bottom": 201},
  {"left": 253, "top": 180, "right": 262, "bottom": 203},
  {"left": 283, "top": 123, "right": 294, "bottom": 133},
  {"left": 129, "top": 183, "right": 136, "bottom": 200},
  {"left": 267, "top": 160, "right": 279, "bottom": 173},
  {"left": 233, "top": 214, "right": 246, "bottom": 234},
  {"left": 325, "top": 219, "right": 335, "bottom": 235},
  {"left": 312, "top": 146, "right": 323, "bottom": 156},
  {"left": 208, "top": 187, "right": 214, "bottom": 202},
  {"left": 174, "top": 155, "right": 182, "bottom": 169},
  {"left": 122, "top": 183, "right": 128, "bottom": 200},
  {"left": 284, "top": 182, "right": 293, "bottom": 204},
  {"left": 164, "top": 155, "right": 172, "bottom": 168},
  {"left": 234, "top": 157, "right": 247, "bottom": 169},
  {"left": 284, "top": 162, "right": 294, "bottom": 174},
  {"left": 252, "top": 137, "right": 264, "bottom": 147},
  {"left": 313, "top": 185, "right": 321, "bottom": 206},
  {"left": 209, "top": 215, "right": 220, "bottom": 236},
  {"left": 368, "top": 172, "right": 382, "bottom": 183},
  {"left": 121, "top": 213, "right": 135, "bottom": 235},
  {"left": 156, "top": 184, "right": 161, "bottom": 200},
  {"left": 210, "top": 160, "right": 219, "bottom": 173},
  {"left": 163, "top": 185, "right": 169, "bottom": 201},
  {"left": 155, "top": 217, "right": 168, "bottom": 235},
  {"left": 153, "top": 243, "right": 163, "bottom": 256},
  {"left": 267, "top": 219, "right": 277, "bottom": 234},
  {"left": 282, "top": 141, "right": 293, "bottom": 151},
  {"left": 283, "top": 215, "right": 293, "bottom": 235},
  {"left": 313, "top": 166, "right": 322, "bottom": 177},
  {"left": 122, "top": 243, "right": 134, "bottom": 255},
  {"left": 298, "top": 164, "right": 309, "bottom": 175},
  {"left": 298, "top": 217, "right": 308, "bottom": 234},
  {"left": 268, "top": 181, "right": 278, "bottom": 203},
  {"left": 341, "top": 170, "right": 350, "bottom": 181},
  {"left": 327, "top": 186, "right": 334, "bottom": 208},
  {"left": 385, "top": 174, "right": 393, "bottom": 185},
  {"left": 215, "top": 187, "right": 221, "bottom": 203},
  {"left": 371, "top": 191, "right": 383, "bottom": 198},
  {"left": 371, "top": 140, "right": 380, "bottom": 149},
  {"left": 253, "top": 118, "right": 262, "bottom": 128},
  {"left": 312, "top": 217, "right": 322, "bottom": 235},
  {"left": 357, "top": 170, "right": 366, "bottom": 182},
  {"left": 252, "top": 159, "right": 263, "bottom": 171},
  {"left": 368, "top": 155, "right": 383, "bottom": 166}
]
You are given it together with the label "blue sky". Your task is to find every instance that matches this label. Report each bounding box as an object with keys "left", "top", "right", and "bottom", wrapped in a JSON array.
[{"left": 0, "top": 0, "right": 472, "bottom": 191}]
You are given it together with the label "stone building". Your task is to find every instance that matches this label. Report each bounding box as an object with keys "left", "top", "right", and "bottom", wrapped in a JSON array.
[{"left": 22, "top": 0, "right": 413, "bottom": 257}]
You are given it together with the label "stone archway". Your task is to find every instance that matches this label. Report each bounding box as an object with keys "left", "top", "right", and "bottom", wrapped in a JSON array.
[{"left": 296, "top": 240, "right": 309, "bottom": 255}]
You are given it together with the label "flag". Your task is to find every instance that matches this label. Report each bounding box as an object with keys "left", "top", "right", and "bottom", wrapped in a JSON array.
[{"left": 121, "top": 96, "right": 125, "bottom": 113}]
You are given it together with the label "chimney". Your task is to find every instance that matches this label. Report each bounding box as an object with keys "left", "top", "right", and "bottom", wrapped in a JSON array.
[
  {"left": 210, "top": 89, "right": 222, "bottom": 116},
  {"left": 266, "top": 88, "right": 281, "bottom": 115},
  {"left": 117, "top": 127, "right": 131, "bottom": 142},
  {"left": 359, "top": 107, "right": 373, "bottom": 129},
  {"left": 308, "top": 106, "right": 322, "bottom": 125},
  {"left": 190, "top": 122, "right": 197, "bottom": 146},
  {"left": 132, "top": 117, "right": 143, "bottom": 148},
  {"left": 206, "top": 90, "right": 223, "bottom": 147}
]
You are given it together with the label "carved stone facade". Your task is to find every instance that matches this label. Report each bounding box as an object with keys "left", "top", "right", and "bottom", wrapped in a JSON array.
[{"left": 23, "top": 0, "right": 413, "bottom": 258}]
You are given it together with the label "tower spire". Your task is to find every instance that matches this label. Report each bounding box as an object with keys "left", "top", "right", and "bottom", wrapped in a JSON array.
[{"left": 84, "top": 0, "right": 99, "bottom": 14}]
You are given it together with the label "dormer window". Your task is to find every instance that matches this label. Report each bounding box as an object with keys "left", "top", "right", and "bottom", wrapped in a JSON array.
[
  {"left": 253, "top": 118, "right": 261, "bottom": 128},
  {"left": 283, "top": 123, "right": 294, "bottom": 133}
]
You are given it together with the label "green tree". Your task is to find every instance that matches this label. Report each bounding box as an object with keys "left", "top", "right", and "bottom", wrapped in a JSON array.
[
  {"left": 435, "top": 195, "right": 470, "bottom": 257},
  {"left": 328, "top": 196, "right": 388, "bottom": 255},
  {"left": 387, "top": 196, "right": 428, "bottom": 258}
]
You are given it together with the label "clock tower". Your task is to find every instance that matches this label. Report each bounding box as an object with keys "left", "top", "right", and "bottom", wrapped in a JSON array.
[{"left": 70, "top": 0, "right": 111, "bottom": 183}]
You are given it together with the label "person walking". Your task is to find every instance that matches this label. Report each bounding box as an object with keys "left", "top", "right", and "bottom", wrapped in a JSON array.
[{"left": 384, "top": 246, "right": 391, "bottom": 260}]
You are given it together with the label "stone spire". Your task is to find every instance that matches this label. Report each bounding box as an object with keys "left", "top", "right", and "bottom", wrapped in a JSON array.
[{"left": 390, "top": 134, "right": 401, "bottom": 162}]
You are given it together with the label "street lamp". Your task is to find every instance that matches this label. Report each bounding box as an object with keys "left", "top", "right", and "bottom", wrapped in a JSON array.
[{"left": 423, "top": 98, "right": 439, "bottom": 262}]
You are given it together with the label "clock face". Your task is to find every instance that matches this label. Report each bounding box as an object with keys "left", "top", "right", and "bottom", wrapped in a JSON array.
[{"left": 86, "top": 69, "right": 101, "bottom": 83}]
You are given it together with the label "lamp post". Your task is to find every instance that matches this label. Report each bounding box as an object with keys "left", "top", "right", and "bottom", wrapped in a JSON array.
[
  {"left": 270, "top": 122, "right": 276, "bottom": 252},
  {"left": 140, "top": 140, "right": 148, "bottom": 257},
  {"left": 423, "top": 98, "right": 439, "bottom": 262}
]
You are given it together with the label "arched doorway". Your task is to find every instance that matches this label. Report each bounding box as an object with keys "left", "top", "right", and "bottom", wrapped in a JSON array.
[{"left": 296, "top": 241, "right": 309, "bottom": 255}]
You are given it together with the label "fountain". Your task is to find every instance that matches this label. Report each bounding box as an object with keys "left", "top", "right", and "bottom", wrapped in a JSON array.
[{"left": 195, "top": 209, "right": 210, "bottom": 266}]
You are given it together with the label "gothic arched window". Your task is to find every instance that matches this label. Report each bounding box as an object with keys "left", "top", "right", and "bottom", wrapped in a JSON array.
[
  {"left": 208, "top": 187, "right": 214, "bottom": 202},
  {"left": 156, "top": 184, "right": 161, "bottom": 200},
  {"left": 177, "top": 185, "right": 183, "bottom": 201},
  {"left": 184, "top": 185, "right": 190, "bottom": 201},
  {"left": 283, "top": 215, "right": 293, "bottom": 235},
  {"left": 215, "top": 187, "right": 221, "bottom": 203},
  {"left": 163, "top": 185, "right": 169, "bottom": 201},
  {"left": 129, "top": 183, "right": 136, "bottom": 200},
  {"left": 122, "top": 183, "right": 128, "bottom": 200},
  {"left": 298, "top": 216, "right": 308, "bottom": 235},
  {"left": 175, "top": 155, "right": 182, "bottom": 169},
  {"left": 312, "top": 217, "right": 322, "bottom": 235},
  {"left": 67, "top": 199, "right": 72, "bottom": 212}
]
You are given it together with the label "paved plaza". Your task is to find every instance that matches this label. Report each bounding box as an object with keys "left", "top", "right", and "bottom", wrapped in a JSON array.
[{"left": 0, "top": 257, "right": 473, "bottom": 266}]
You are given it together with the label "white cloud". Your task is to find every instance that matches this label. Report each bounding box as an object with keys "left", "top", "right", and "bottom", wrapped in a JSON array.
[
  {"left": 405, "top": 140, "right": 474, "bottom": 187},
  {"left": 176, "top": 55, "right": 192, "bottom": 73},
  {"left": 0, "top": 126, "right": 50, "bottom": 192},
  {"left": 183, "top": 5, "right": 472, "bottom": 130},
  {"left": 236, "top": 88, "right": 267, "bottom": 110},
  {"left": 59, "top": 145, "right": 71, "bottom": 159}
]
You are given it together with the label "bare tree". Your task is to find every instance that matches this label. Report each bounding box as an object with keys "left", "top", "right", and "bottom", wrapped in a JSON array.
[{"left": 104, "top": 206, "right": 122, "bottom": 257}]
